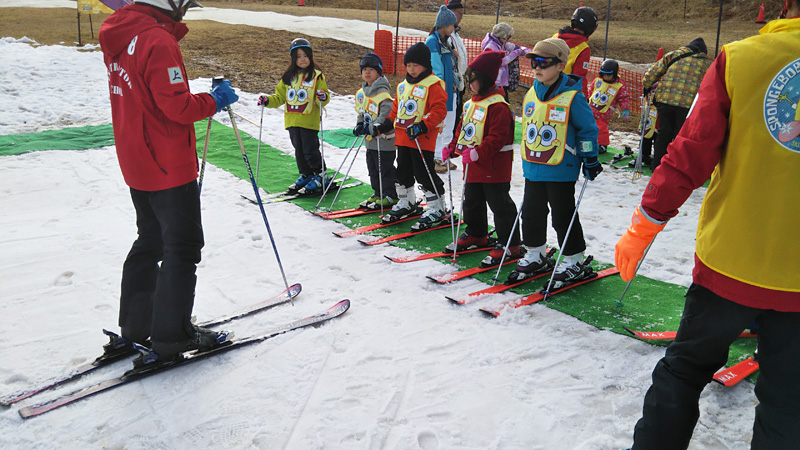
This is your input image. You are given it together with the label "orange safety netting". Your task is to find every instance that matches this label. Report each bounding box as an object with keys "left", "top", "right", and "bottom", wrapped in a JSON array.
[{"left": 374, "top": 30, "right": 646, "bottom": 115}]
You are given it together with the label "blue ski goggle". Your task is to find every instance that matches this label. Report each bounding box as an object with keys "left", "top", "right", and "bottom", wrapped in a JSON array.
[{"left": 529, "top": 56, "right": 560, "bottom": 70}]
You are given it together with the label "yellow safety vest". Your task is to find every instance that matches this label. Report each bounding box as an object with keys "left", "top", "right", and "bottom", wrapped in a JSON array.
[
  {"left": 639, "top": 103, "right": 658, "bottom": 139},
  {"left": 520, "top": 88, "right": 578, "bottom": 165},
  {"left": 355, "top": 88, "right": 392, "bottom": 141},
  {"left": 695, "top": 18, "right": 800, "bottom": 291},
  {"left": 286, "top": 69, "right": 322, "bottom": 115},
  {"left": 456, "top": 93, "right": 508, "bottom": 151},
  {"left": 395, "top": 75, "right": 444, "bottom": 130},
  {"left": 552, "top": 33, "right": 589, "bottom": 75},
  {"left": 588, "top": 78, "right": 622, "bottom": 113}
]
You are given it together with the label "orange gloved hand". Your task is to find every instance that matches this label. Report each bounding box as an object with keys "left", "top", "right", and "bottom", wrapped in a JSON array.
[{"left": 614, "top": 206, "right": 667, "bottom": 281}]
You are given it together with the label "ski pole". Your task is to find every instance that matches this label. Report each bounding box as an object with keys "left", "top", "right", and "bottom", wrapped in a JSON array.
[
  {"left": 413, "top": 137, "right": 445, "bottom": 214},
  {"left": 324, "top": 137, "right": 364, "bottom": 212},
  {"left": 229, "top": 109, "right": 259, "bottom": 127},
  {"left": 226, "top": 106, "right": 292, "bottom": 299},
  {"left": 491, "top": 203, "right": 524, "bottom": 286},
  {"left": 197, "top": 116, "right": 213, "bottom": 196},
  {"left": 614, "top": 237, "right": 657, "bottom": 309},
  {"left": 314, "top": 135, "right": 364, "bottom": 211},
  {"left": 255, "top": 102, "right": 265, "bottom": 185},
  {"left": 318, "top": 99, "right": 327, "bottom": 185},
  {"left": 447, "top": 156, "right": 456, "bottom": 252},
  {"left": 541, "top": 177, "right": 590, "bottom": 301},
  {"left": 633, "top": 94, "right": 651, "bottom": 180},
  {"left": 451, "top": 162, "right": 470, "bottom": 262},
  {"left": 376, "top": 134, "right": 385, "bottom": 216}
]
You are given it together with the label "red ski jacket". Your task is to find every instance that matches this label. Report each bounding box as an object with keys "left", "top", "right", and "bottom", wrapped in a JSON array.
[{"left": 99, "top": 5, "right": 216, "bottom": 191}]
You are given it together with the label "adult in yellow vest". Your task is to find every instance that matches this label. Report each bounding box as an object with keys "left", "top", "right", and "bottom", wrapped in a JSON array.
[
  {"left": 554, "top": 6, "right": 597, "bottom": 99},
  {"left": 615, "top": 1, "right": 800, "bottom": 447}
]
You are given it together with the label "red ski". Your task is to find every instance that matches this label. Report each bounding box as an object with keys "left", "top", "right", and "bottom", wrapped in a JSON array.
[
  {"left": 713, "top": 356, "right": 759, "bottom": 387},
  {"left": 332, "top": 212, "right": 422, "bottom": 238},
  {"left": 427, "top": 257, "right": 522, "bottom": 284},
  {"left": 624, "top": 329, "right": 758, "bottom": 341},
  {"left": 385, "top": 245, "right": 492, "bottom": 263},
  {"left": 446, "top": 270, "right": 552, "bottom": 305},
  {"left": 358, "top": 220, "right": 462, "bottom": 246},
  {"left": 480, "top": 267, "right": 620, "bottom": 316}
]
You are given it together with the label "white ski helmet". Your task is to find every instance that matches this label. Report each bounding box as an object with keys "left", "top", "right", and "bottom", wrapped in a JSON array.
[{"left": 134, "top": 0, "right": 203, "bottom": 13}]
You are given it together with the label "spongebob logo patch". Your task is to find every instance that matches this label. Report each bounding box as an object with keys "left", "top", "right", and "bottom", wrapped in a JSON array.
[{"left": 765, "top": 58, "right": 800, "bottom": 152}]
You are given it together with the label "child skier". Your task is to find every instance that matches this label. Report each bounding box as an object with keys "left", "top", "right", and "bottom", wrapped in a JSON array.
[
  {"left": 374, "top": 42, "right": 449, "bottom": 231},
  {"left": 510, "top": 38, "right": 601, "bottom": 284},
  {"left": 587, "top": 59, "right": 630, "bottom": 154},
  {"left": 352, "top": 53, "right": 398, "bottom": 209},
  {"left": 258, "top": 38, "right": 331, "bottom": 194},
  {"left": 442, "top": 51, "right": 522, "bottom": 266}
]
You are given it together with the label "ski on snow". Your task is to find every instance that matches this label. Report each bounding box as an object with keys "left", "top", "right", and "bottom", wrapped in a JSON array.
[
  {"left": 18, "top": 299, "right": 349, "bottom": 419},
  {"left": 241, "top": 180, "right": 362, "bottom": 205},
  {"left": 480, "top": 267, "right": 620, "bottom": 316},
  {"left": 445, "top": 269, "right": 553, "bottom": 305},
  {"left": 332, "top": 212, "right": 423, "bottom": 238},
  {"left": 358, "top": 220, "right": 462, "bottom": 246},
  {"left": 624, "top": 329, "right": 757, "bottom": 341},
  {"left": 713, "top": 356, "right": 759, "bottom": 387},
  {"left": 427, "top": 257, "right": 522, "bottom": 284},
  {"left": 0, "top": 283, "right": 302, "bottom": 408},
  {"left": 384, "top": 244, "right": 492, "bottom": 263}
]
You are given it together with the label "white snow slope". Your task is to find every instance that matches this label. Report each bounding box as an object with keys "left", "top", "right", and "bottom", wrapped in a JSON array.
[{"left": 0, "top": 6, "right": 757, "bottom": 450}]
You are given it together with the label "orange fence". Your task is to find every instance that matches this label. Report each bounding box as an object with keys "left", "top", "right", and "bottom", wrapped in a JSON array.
[{"left": 374, "top": 30, "right": 646, "bottom": 115}]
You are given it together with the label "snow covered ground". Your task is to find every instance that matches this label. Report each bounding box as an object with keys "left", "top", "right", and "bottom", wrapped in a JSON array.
[{"left": 0, "top": 6, "right": 758, "bottom": 450}]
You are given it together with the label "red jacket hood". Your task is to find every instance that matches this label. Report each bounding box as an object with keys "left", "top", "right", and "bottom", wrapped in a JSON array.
[
  {"left": 556, "top": 27, "right": 588, "bottom": 48},
  {"left": 99, "top": 5, "right": 187, "bottom": 58}
]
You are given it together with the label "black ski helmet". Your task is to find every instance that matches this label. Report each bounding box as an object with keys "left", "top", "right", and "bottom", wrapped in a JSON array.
[
  {"left": 571, "top": 6, "right": 598, "bottom": 36},
  {"left": 599, "top": 59, "right": 619, "bottom": 80},
  {"left": 289, "top": 38, "right": 311, "bottom": 54}
]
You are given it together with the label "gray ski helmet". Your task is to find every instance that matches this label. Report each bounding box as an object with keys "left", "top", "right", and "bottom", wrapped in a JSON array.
[
  {"left": 571, "top": 6, "right": 598, "bottom": 36},
  {"left": 599, "top": 59, "right": 619, "bottom": 79},
  {"left": 134, "top": 0, "right": 203, "bottom": 12},
  {"left": 290, "top": 38, "right": 312, "bottom": 53}
]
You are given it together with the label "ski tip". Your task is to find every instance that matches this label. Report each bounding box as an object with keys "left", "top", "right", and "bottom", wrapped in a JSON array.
[
  {"left": 288, "top": 283, "right": 303, "bottom": 298},
  {"left": 479, "top": 307, "right": 501, "bottom": 318},
  {"left": 622, "top": 327, "right": 636, "bottom": 336}
]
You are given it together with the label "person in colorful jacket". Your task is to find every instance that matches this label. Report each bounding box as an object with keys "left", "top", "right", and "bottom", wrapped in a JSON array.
[
  {"left": 480, "top": 22, "right": 529, "bottom": 101},
  {"left": 615, "top": 3, "right": 800, "bottom": 448},
  {"left": 587, "top": 59, "right": 630, "bottom": 154},
  {"left": 642, "top": 37, "right": 709, "bottom": 170},
  {"left": 98, "top": 0, "right": 239, "bottom": 365},
  {"left": 554, "top": 6, "right": 597, "bottom": 99},
  {"left": 258, "top": 38, "right": 331, "bottom": 194},
  {"left": 374, "top": 42, "right": 449, "bottom": 231},
  {"left": 352, "top": 53, "right": 397, "bottom": 210},
  {"left": 441, "top": 51, "right": 521, "bottom": 266},
  {"left": 426, "top": 5, "right": 459, "bottom": 174},
  {"left": 509, "top": 38, "right": 601, "bottom": 284}
]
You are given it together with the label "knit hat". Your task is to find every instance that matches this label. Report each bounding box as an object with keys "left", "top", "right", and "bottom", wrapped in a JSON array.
[
  {"left": 528, "top": 37, "right": 570, "bottom": 64},
  {"left": 403, "top": 42, "right": 432, "bottom": 69},
  {"left": 686, "top": 37, "right": 707, "bottom": 54},
  {"left": 491, "top": 22, "right": 514, "bottom": 41},
  {"left": 360, "top": 52, "right": 383, "bottom": 76},
  {"left": 468, "top": 51, "right": 504, "bottom": 84},
  {"left": 434, "top": 5, "right": 458, "bottom": 28},
  {"left": 446, "top": 0, "right": 464, "bottom": 10}
]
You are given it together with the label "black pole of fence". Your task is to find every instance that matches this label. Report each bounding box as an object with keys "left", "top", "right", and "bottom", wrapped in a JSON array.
[
  {"left": 541, "top": 0, "right": 544, "bottom": 19},
  {"left": 496, "top": 0, "right": 501, "bottom": 24},
  {"left": 90, "top": 15, "right": 94, "bottom": 39},
  {"left": 684, "top": 0, "right": 687, "bottom": 19},
  {"left": 394, "top": 0, "right": 400, "bottom": 75},
  {"left": 77, "top": 7, "right": 82, "bottom": 46},
  {"left": 603, "top": 0, "right": 611, "bottom": 60},
  {"left": 715, "top": 0, "right": 723, "bottom": 55}
]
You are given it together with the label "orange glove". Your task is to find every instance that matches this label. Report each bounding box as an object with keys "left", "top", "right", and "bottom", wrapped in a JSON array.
[{"left": 614, "top": 206, "right": 666, "bottom": 281}]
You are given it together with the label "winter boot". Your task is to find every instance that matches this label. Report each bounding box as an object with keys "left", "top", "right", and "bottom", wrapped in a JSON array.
[
  {"left": 628, "top": 154, "right": 653, "bottom": 168},
  {"left": 507, "top": 245, "right": 554, "bottom": 282},
  {"left": 382, "top": 184, "right": 422, "bottom": 223},
  {"left": 411, "top": 193, "right": 448, "bottom": 231},
  {"left": 445, "top": 232, "right": 490, "bottom": 252},
  {"left": 360, "top": 194, "right": 379, "bottom": 208},
  {"left": 480, "top": 243, "right": 525, "bottom": 268},
  {"left": 288, "top": 174, "right": 311, "bottom": 192},
  {"left": 133, "top": 325, "right": 232, "bottom": 371},
  {"left": 552, "top": 253, "right": 595, "bottom": 285},
  {"left": 298, "top": 172, "right": 331, "bottom": 195},
  {"left": 598, "top": 145, "right": 607, "bottom": 154},
  {"left": 98, "top": 328, "right": 148, "bottom": 362},
  {"left": 368, "top": 196, "right": 399, "bottom": 210}
]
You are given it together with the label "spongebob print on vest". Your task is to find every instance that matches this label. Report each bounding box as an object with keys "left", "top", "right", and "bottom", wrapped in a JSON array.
[
  {"left": 456, "top": 93, "right": 508, "bottom": 152},
  {"left": 355, "top": 88, "right": 392, "bottom": 141},
  {"left": 521, "top": 88, "right": 578, "bottom": 165},
  {"left": 589, "top": 78, "right": 622, "bottom": 113},
  {"left": 395, "top": 76, "right": 443, "bottom": 130},
  {"left": 287, "top": 69, "right": 322, "bottom": 115}
]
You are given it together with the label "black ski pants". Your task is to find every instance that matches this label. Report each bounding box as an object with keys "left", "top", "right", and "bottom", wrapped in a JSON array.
[
  {"left": 395, "top": 145, "right": 445, "bottom": 198},
  {"left": 366, "top": 148, "right": 397, "bottom": 198},
  {"left": 652, "top": 103, "right": 689, "bottom": 171},
  {"left": 288, "top": 126, "right": 325, "bottom": 176},
  {"left": 632, "top": 284, "right": 800, "bottom": 450},
  {"left": 463, "top": 181, "right": 520, "bottom": 247},
  {"left": 520, "top": 180, "right": 585, "bottom": 256},
  {"left": 119, "top": 181, "right": 204, "bottom": 344}
]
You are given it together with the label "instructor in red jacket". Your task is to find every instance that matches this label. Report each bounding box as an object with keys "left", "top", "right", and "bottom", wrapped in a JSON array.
[{"left": 99, "top": 0, "right": 238, "bottom": 366}]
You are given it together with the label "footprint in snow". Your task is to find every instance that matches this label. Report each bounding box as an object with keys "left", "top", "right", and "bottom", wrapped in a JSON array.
[{"left": 54, "top": 271, "right": 74, "bottom": 286}]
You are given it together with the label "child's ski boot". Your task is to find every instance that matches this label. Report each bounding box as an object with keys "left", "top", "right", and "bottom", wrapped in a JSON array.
[
  {"left": 411, "top": 195, "right": 449, "bottom": 231},
  {"left": 287, "top": 174, "right": 311, "bottom": 192},
  {"left": 298, "top": 172, "right": 332, "bottom": 196},
  {"left": 367, "top": 196, "right": 399, "bottom": 211},
  {"left": 507, "top": 246, "right": 555, "bottom": 282},
  {"left": 360, "top": 194, "right": 379, "bottom": 209},
  {"left": 549, "top": 254, "right": 596, "bottom": 289},
  {"left": 612, "top": 146, "right": 634, "bottom": 163},
  {"left": 127, "top": 326, "right": 232, "bottom": 375},
  {"left": 381, "top": 185, "right": 421, "bottom": 224},
  {"left": 480, "top": 244, "right": 525, "bottom": 268},
  {"left": 445, "top": 232, "right": 491, "bottom": 252}
]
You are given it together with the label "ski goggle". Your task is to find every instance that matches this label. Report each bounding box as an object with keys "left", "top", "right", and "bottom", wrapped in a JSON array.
[{"left": 530, "top": 56, "right": 560, "bottom": 70}]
